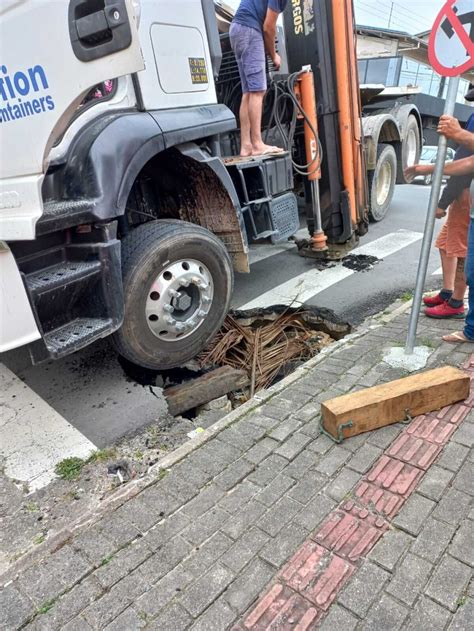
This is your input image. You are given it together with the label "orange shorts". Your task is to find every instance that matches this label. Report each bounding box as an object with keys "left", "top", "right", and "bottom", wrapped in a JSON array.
[{"left": 435, "top": 188, "right": 471, "bottom": 258}]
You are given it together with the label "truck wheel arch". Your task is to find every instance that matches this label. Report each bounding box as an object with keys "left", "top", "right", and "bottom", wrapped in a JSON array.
[{"left": 363, "top": 114, "right": 401, "bottom": 171}]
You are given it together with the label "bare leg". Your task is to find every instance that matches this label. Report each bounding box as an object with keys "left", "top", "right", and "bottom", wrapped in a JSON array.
[
  {"left": 248, "top": 91, "right": 283, "bottom": 155},
  {"left": 239, "top": 93, "right": 253, "bottom": 157},
  {"left": 452, "top": 256, "right": 467, "bottom": 301},
  {"left": 440, "top": 248, "right": 456, "bottom": 291}
]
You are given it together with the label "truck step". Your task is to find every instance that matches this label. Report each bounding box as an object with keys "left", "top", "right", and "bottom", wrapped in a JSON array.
[
  {"left": 36, "top": 199, "right": 95, "bottom": 235},
  {"left": 43, "top": 318, "right": 114, "bottom": 358},
  {"left": 25, "top": 261, "right": 101, "bottom": 296}
]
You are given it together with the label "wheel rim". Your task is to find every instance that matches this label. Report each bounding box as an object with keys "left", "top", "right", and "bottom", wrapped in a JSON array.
[
  {"left": 426, "top": 175, "right": 432, "bottom": 185},
  {"left": 405, "top": 129, "right": 418, "bottom": 166},
  {"left": 376, "top": 160, "right": 392, "bottom": 207},
  {"left": 145, "top": 259, "right": 213, "bottom": 342}
]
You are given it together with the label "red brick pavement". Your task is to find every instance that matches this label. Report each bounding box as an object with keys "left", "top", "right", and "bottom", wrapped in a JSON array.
[{"left": 237, "top": 360, "right": 474, "bottom": 630}]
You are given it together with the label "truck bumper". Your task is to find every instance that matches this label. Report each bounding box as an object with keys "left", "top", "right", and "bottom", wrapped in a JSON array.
[{"left": 0, "top": 243, "right": 41, "bottom": 353}]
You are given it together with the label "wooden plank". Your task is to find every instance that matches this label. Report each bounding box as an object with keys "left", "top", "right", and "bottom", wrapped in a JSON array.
[
  {"left": 164, "top": 366, "right": 249, "bottom": 416},
  {"left": 321, "top": 366, "right": 470, "bottom": 441}
]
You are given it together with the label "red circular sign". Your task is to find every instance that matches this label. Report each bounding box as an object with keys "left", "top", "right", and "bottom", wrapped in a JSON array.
[{"left": 429, "top": 0, "right": 474, "bottom": 77}]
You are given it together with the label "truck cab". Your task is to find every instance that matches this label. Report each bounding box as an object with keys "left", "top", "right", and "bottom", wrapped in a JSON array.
[{"left": 0, "top": 0, "right": 401, "bottom": 371}]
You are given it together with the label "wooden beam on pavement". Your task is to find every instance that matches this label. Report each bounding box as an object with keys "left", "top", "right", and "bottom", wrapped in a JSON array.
[{"left": 321, "top": 366, "right": 470, "bottom": 441}]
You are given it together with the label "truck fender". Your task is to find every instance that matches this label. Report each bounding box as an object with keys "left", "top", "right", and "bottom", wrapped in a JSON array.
[
  {"left": 384, "top": 103, "right": 422, "bottom": 144},
  {"left": 362, "top": 113, "right": 401, "bottom": 170},
  {"left": 175, "top": 143, "right": 249, "bottom": 273}
]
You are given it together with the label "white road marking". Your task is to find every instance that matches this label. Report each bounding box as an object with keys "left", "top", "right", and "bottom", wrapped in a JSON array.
[
  {"left": 248, "top": 229, "right": 308, "bottom": 265},
  {"left": 432, "top": 267, "right": 443, "bottom": 276},
  {"left": 240, "top": 229, "right": 423, "bottom": 310},
  {"left": 0, "top": 363, "right": 96, "bottom": 491}
]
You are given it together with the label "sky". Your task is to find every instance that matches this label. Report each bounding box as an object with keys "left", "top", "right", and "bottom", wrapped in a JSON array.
[{"left": 224, "top": 1, "right": 446, "bottom": 36}]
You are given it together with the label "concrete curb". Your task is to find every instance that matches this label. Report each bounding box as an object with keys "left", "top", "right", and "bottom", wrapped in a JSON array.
[{"left": 0, "top": 298, "right": 414, "bottom": 586}]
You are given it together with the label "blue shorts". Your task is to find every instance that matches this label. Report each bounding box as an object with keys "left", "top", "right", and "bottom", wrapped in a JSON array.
[{"left": 229, "top": 22, "right": 267, "bottom": 93}]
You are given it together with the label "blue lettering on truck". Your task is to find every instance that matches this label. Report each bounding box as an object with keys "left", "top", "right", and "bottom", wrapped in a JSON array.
[{"left": 0, "top": 65, "right": 56, "bottom": 124}]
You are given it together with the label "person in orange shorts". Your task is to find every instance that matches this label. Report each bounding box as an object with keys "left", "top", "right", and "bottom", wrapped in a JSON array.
[{"left": 424, "top": 185, "right": 472, "bottom": 319}]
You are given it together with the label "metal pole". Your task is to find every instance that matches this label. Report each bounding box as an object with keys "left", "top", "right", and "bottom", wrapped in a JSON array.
[
  {"left": 405, "top": 75, "right": 460, "bottom": 354},
  {"left": 388, "top": 2, "right": 394, "bottom": 29}
]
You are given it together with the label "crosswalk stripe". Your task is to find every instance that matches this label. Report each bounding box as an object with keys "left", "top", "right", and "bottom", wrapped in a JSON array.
[
  {"left": 240, "top": 229, "right": 423, "bottom": 310},
  {"left": 0, "top": 363, "right": 96, "bottom": 491},
  {"left": 248, "top": 229, "right": 308, "bottom": 265}
]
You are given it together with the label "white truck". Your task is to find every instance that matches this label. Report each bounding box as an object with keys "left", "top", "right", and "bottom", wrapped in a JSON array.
[{"left": 0, "top": 0, "right": 420, "bottom": 370}]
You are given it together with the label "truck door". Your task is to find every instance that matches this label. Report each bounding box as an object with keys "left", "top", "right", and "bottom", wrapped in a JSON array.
[{"left": 0, "top": 0, "right": 144, "bottom": 241}]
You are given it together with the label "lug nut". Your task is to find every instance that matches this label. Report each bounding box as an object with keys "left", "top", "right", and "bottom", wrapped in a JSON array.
[
  {"left": 180, "top": 279, "right": 190, "bottom": 288},
  {"left": 168, "top": 289, "right": 180, "bottom": 298},
  {"left": 197, "top": 310, "right": 207, "bottom": 318},
  {"left": 202, "top": 296, "right": 211, "bottom": 304},
  {"left": 164, "top": 316, "right": 176, "bottom": 325},
  {"left": 163, "top": 304, "right": 174, "bottom": 313},
  {"left": 175, "top": 323, "right": 185, "bottom": 332}
]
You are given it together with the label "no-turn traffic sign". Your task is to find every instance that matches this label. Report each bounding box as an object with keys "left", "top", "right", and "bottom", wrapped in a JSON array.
[{"left": 428, "top": 0, "right": 474, "bottom": 77}]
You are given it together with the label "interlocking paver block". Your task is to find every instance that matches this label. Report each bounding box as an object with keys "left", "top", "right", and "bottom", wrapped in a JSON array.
[
  {"left": 418, "top": 465, "right": 456, "bottom": 503},
  {"left": 312, "top": 509, "right": 387, "bottom": 562},
  {"left": 247, "top": 454, "right": 289, "bottom": 487},
  {"left": 436, "top": 441, "right": 470, "bottom": 472},
  {"left": 138, "top": 535, "right": 192, "bottom": 584},
  {"left": 369, "top": 528, "right": 413, "bottom": 571},
  {"left": 327, "top": 468, "right": 361, "bottom": 502},
  {"left": 347, "top": 444, "right": 382, "bottom": 474},
  {"left": 255, "top": 474, "right": 295, "bottom": 508},
  {"left": 338, "top": 560, "right": 390, "bottom": 617},
  {"left": 279, "top": 541, "right": 355, "bottom": 610},
  {"left": 223, "top": 558, "right": 274, "bottom": 614},
  {"left": 221, "top": 499, "right": 266, "bottom": 540},
  {"left": 392, "top": 493, "right": 435, "bottom": 536},
  {"left": 350, "top": 481, "right": 404, "bottom": 518},
  {"left": 366, "top": 455, "right": 424, "bottom": 496},
  {"left": 284, "top": 450, "right": 319, "bottom": 479},
  {"left": 260, "top": 522, "right": 309, "bottom": 568},
  {"left": 385, "top": 552, "right": 432, "bottom": 606},
  {"left": 449, "top": 598, "right": 474, "bottom": 630},
  {"left": 406, "top": 415, "right": 457, "bottom": 444},
  {"left": 293, "top": 493, "right": 336, "bottom": 532},
  {"left": 189, "top": 598, "right": 236, "bottom": 631},
  {"left": 222, "top": 527, "right": 269, "bottom": 573},
  {"left": 184, "top": 531, "right": 233, "bottom": 577},
  {"left": 181, "top": 506, "right": 229, "bottom": 546},
  {"left": 315, "top": 446, "right": 350, "bottom": 476},
  {"left": 182, "top": 484, "right": 226, "bottom": 519},
  {"left": 268, "top": 418, "right": 302, "bottom": 442},
  {"left": 258, "top": 496, "right": 302, "bottom": 536},
  {"left": 214, "top": 458, "right": 255, "bottom": 491},
  {"left": 387, "top": 433, "right": 442, "bottom": 470},
  {"left": 287, "top": 470, "right": 327, "bottom": 504},
  {"left": 242, "top": 584, "right": 320, "bottom": 630},
  {"left": 433, "top": 488, "right": 472, "bottom": 525},
  {"left": 180, "top": 564, "right": 235, "bottom": 617},
  {"left": 218, "top": 480, "right": 259, "bottom": 514},
  {"left": 360, "top": 594, "right": 408, "bottom": 630},
  {"left": 146, "top": 603, "right": 193, "bottom": 631},
  {"left": 449, "top": 520, "right": 474, "bottom": 567},
  {"left": 103, "top": 606, "right": 145, "bottom": 630},
  {"left": 452, "top": 422, "right": 474, "bottom": 447},
  {"left": 411, "top": 517, "right": 456, "bottom": 563},
  {"left": 144, "top": 510, "right": 190, "bottom": 550},
  {"left": 94, "top": 539, "right": 152, "bottom": 589},
  {"left": 318, "top": 604, "right": 358, "bottom": 630},
  {"left": 0, "top": 584, "right": 35, "bottom": 629},
  {"left": 452, "top": 460, "right": 474, "bottom": 496},
  {"left": 425, "top": 554, "right": 472, "bottom": 612},
  {"left": 135, "top": 565, "right": 193, "bottom": 618},
  {"left": 405, "top": 596, "right": 452, "bottom": 631},
  {"left": 274, "top": 433, "right": 312, "bottom": 460}
]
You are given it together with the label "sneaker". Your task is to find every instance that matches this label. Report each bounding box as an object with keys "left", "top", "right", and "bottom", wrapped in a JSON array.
[
  {"left": 424, "top": 302, "right": 465, "bottom": 319},
  {"left": 423, "top": 293, "right": 447, "bottom": 307}
]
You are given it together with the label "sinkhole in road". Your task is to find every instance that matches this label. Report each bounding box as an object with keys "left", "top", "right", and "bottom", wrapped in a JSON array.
[{"left": 119, "top": 306, "right": 351, "bottom": 419}]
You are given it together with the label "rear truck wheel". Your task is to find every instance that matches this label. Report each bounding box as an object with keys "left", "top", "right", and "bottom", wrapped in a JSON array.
[
  {"left": 112, "top": 220, "right": 233, "bottom": 370},
  {"left": 368, "top": 143, "right": 397, "bottom": 222},
  {"left": 424, "top": 174, "right": 433, "bottom": 186},
  {"left": 396, "top": 114, "right": 421, "bottom": 184}
]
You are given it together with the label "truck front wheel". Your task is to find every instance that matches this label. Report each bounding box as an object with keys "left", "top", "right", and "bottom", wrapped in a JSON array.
[
  {"left": 112, "top": 220, "right": 233, "bottom": 369},
  {"left": 368, "top": 143, "right": 397, "bottom": 222}
]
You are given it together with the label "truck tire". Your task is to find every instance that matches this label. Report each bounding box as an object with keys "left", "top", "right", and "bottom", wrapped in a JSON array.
[
  {"left": 112, "top": 220, "right": 233, "bottom": 369},
  {"left": 368, "top": 144, "right": 397, "bottom": 222},
  {"left": 396, "top": 114, "right": 420, "bottom": 184}
]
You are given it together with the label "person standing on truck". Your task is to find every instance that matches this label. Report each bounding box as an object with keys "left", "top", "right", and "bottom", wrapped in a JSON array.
[
  {"left": 423, "top": 108, "right": 474, "bottom": 320},
  {"left": 230, "top": 0, "right": 288, "bottom": 157}
]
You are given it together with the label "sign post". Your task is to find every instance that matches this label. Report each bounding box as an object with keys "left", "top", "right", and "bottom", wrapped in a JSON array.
[{"left": 405, "top": 0, "right": 473, "bottom": 355}]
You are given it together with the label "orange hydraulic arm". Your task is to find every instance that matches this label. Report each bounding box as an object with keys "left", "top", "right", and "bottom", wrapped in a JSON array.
[{"left": 332, "top": 0, "right": 368, "bottom": 228}]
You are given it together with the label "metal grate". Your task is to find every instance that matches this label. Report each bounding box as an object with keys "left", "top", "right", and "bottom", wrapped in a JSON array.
[
  {"left": 269, "top": 192, "right": 299, "bottom": 243},
  {"left": 26, "top": 261, "right": 101, "bottom": 293},
  {"left": 44, "top": 318, "right": 113, "bottom": 355}
]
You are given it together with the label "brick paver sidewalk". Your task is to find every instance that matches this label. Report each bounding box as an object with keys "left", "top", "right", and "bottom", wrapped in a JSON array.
[{"left": 1, "top": 308, "right": 473, "bottom": 630}]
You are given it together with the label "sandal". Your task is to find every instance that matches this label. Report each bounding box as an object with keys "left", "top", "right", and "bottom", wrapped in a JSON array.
[{"left": 442, "top": 331, "right": 474, "bottom": 344}]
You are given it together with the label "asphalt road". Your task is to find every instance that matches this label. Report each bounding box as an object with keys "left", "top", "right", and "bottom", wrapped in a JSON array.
[{"left": 2, "top": 184, "right": 443, "bottom": 449}]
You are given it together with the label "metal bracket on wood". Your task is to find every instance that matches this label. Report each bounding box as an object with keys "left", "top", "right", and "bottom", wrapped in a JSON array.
[{"left": 320, "top": 420, "right": 354, "bottom": 444}]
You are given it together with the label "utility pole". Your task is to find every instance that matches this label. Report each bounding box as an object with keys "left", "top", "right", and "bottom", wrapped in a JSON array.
[{"left": 388, "top": 2, "right": 394, "bottom": 28}]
